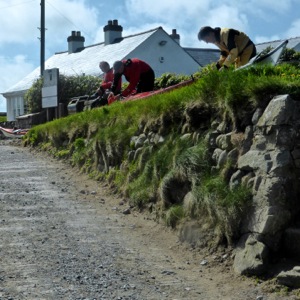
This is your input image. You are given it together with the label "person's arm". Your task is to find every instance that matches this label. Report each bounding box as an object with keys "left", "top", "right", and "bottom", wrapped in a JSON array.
[
  {"left": 121, "top": 64, "right": 141, "bottom": 97},
  {"left": 111, "top": 73, "right": 122, "bottom": 94},
  {"left": 100, "top": 81, "right": 112, "bottom": 90},
  {"left": 217, "top": 51, "right": 228, "bottom": 68},
  {"left": 100, "top": 70, "right": 114, "bottom": 90},
  {"left": 222, "top": 29, "right": 239, "bottom": 67}
]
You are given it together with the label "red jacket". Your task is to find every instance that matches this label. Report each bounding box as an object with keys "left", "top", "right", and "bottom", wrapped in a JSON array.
[
  {"left": 120, "top": 58, "right": 152, "bottom": 97},
  {"left": 100, "top": 68, "right": 121, "bottom": 93}
]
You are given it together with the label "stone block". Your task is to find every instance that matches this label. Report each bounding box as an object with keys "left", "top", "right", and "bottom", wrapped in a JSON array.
[
  {"left": 243, "top": 205, "right": 291, "bottom": 237},
  {"left": 277, "top": 266, "right": 300, "bottom": 288},
  {"left": 233, "top": 235, "right": 269, "bottom": 276},
  {"left": 257, "top": 95, "right": 297, "bottom": 127},
  {"left": 216, "top": 133, "right": 233, "bottom": 151}
]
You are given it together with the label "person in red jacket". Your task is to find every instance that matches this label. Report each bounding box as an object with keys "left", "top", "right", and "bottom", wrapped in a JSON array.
[
  {"left": 94, "top": 61, "right": 121, "bottom": 97},
  {"left": 111, "top": 58, "right": 155, "bottom": 99}
]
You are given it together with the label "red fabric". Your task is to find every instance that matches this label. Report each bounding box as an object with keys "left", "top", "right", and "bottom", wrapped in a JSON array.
[
  {"left": 120, "top": 58, "right": 152, "bottom": 97},
  {"left": 107, "top": 93, "right": 116, "bottom": 105},
  {"left": 101, "top": 68, "right": 121, "bottom": 92}
]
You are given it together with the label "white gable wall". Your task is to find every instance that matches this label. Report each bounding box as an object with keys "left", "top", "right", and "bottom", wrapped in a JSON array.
[
  {"left": 4, "top": 91, "right": 26, "bottom": 121},
  {"left": 125, "top": 29, "right": 200, "bottom": 77}
]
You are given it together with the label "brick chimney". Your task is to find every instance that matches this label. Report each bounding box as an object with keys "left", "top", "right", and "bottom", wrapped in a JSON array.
[
  {"left": 170, "top": 29, "right": 180, "bottom": 44},
  {"left": 67, "top": 31, "right": 85, "bottom": 54},
  {"left": 103, "top": 20, "right": 123, "bottom": 45}
]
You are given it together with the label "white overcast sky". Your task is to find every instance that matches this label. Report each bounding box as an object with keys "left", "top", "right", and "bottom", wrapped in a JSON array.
[{"left": 1, "top": 0, "right": 300, "bottom": 112}]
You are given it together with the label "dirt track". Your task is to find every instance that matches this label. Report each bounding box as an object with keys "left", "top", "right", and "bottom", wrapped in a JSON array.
[{"left": 0, "top": 141, "right": 295, "bottom": 299}]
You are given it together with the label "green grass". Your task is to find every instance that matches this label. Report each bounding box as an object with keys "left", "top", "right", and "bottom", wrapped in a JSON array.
[
  {"left": 25, "top": 64, "right": 300, "bottom": 148},
  {"left": 165, "top": 205, "right": 185, "bottom": 228},
  {"left": 191, "top": 174, "right": 252, "bottom": 245}
]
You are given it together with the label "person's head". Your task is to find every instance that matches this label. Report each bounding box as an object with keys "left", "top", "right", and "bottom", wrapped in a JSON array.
[
  {"left": 99, "top": 61, "right": 110, "bottom": 73},
  {"left": 198, "top": 26, "right": 216, "bottom": 44},
  {"left": 113, "top": 60, "right": 124, "bottom": 74}
]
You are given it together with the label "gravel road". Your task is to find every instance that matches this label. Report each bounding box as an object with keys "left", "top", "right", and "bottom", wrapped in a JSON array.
[{"left": 0, "top": 142, "right": 295, "bottom": 300}]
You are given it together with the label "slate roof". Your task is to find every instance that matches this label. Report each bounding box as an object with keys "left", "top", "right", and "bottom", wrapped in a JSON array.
[
  {"left": 184, "top": 48, "right": 220, "bottom": 67},
  {"left": 185, "top": 37, "right": 300, "bottom": 67},
  {"left": 3, "top": 28, "right": 158, "bottom": 94},
  {"left": 256, "top": 37, "right": 300, "bottom": 53}
]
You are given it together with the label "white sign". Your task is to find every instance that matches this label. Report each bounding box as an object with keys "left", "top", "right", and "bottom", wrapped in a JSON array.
[{"left": 42, "top": 68, "right": 59, "bottom": 108}]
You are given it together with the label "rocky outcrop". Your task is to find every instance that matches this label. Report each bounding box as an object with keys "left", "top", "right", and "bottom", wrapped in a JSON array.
[
  {"left": 195, "top": 94, "right": 300, "bottom": 277},
  {"left": 232, "top": 95, "right": 300, "bottom": 275}
]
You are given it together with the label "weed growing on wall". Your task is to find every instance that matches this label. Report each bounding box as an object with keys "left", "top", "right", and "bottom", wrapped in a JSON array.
[{"left": 191, "top": 175, "right": 252, "bottom": 245}]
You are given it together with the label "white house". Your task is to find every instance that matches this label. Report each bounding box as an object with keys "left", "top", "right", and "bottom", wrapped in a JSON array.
[{"left": 2, "top": 20, "right": 202, "bottom": 121}]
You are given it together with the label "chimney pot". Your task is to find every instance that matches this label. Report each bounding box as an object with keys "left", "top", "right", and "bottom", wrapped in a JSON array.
[
  {"left": 170, "top": 29, "right": 180, "bottom": 44},
  {"left": 67, "top": 30, "right": 85, "bottom": 54},
  {"left": 103, "top": 19, "right": 123, "bottom": 45}
]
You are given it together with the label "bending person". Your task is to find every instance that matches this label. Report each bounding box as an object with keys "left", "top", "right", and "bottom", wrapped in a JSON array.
[
  {"left": 91, "top": 61, "right": 121, "bottom": 105},
  {"left": 111, "top": 58, "right": 155, "bottom": 100},
  {"left": 198, "top": 26, "right": 256, "bottom": 70}
]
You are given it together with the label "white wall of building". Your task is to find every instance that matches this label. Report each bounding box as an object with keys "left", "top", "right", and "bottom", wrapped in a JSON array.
[
  {"left": 4, "top": 92, "right": 26, "bottom": 121},
  {"left": 126, "top": 29, "right": 201, "bottom": 77}
]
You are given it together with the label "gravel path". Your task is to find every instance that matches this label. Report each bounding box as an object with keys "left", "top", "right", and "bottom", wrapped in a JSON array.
[{"left": 0, "top": 143, "right": 295, "bottom": 300}]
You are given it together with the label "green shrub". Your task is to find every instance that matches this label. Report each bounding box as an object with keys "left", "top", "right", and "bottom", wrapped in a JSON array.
[
  {"left": 154, "top": 73, "right": 190, "bottom": 89},
  {"left": 24, "top": 75, "right": 102, "bottom": 114},
  {"left": 0, "top": 116, "right": 7, "bottom": 122}
]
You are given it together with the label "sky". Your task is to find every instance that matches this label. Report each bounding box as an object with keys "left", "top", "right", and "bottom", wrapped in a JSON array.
[{"left": 1, "top": 0, "right": 300, "bottom": 112}]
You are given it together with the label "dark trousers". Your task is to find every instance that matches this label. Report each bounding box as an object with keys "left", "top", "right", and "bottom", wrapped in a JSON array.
[{"left": 137, "top": 68, "right": 155, "bottom": 93}]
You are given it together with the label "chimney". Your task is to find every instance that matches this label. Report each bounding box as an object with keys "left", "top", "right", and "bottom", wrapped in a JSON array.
[
  {"left": 67, "top": 31, "right": 85, "bottom": 54},
  {"left": 170, "top": 29, "right": 180, "bottom": 44},
  {"left": 103, "top": 19, "right": 123, "bottom": 45}
]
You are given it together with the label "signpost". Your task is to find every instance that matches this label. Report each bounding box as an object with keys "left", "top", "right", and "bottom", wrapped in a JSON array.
[{"left": 42, "top": 68, "right": 59, "bottom": 120}]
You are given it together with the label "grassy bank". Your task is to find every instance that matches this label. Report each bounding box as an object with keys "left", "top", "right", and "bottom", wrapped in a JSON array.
[{"left": 24, "top": 64, "right": 300, "bottom": 246}]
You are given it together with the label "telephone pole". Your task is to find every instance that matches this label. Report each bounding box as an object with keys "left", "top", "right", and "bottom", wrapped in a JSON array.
[{"left": 40, "top": 0, "right": 45, "bottom": 76}]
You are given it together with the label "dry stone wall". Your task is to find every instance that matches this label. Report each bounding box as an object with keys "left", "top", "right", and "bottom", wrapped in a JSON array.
[
  {"left": 92, "top": 94, "right": 300, "bottom": 280},
  {"left": 195, "top": 94, "right": 300, "bottom": 277}
]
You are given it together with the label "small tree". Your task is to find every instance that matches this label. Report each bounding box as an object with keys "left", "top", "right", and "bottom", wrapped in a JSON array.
[
  {"left": 280, "top": 48, "right": 300, "bottom": 66},
  {"left": 24, "top": 77, "right": 43, "bottom": 113},
  {"left": 24, "top": 75, "right": 102, "bottom": 114},
  {"left": 260, "top": 46, "right": 300, "bottom": 66}
]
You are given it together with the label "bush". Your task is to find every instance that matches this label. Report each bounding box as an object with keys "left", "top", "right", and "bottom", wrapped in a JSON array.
[
  {"left": 155, "top": 72, "right": 191, "bottom": 89},
  {"left": 24, "top": 75, "right": 102, "bottom": 114}
]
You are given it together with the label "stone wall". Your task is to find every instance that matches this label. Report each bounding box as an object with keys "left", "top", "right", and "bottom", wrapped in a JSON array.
[
  {"left": 92, "top": 94, "right": 300, "bottom": 278},
  {"left": 210, "top": 94, "right": 300, "bottom": 275},
  {"left": 181, "top": 94, "right": 300, "bottom": 276}
]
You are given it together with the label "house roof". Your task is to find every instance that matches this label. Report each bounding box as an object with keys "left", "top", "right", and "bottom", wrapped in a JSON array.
[
  {"left": 3, "top": 28, "right": 159, "bottom": 95},
  {"left": 186, "top": 37, "right": 300, "bottom": 67},
  {"left": 184, "top": 48, "right": 220, "bottom": 67},
  {"left": 255, "top": 37, "right": 300, "bottom": 53}
]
